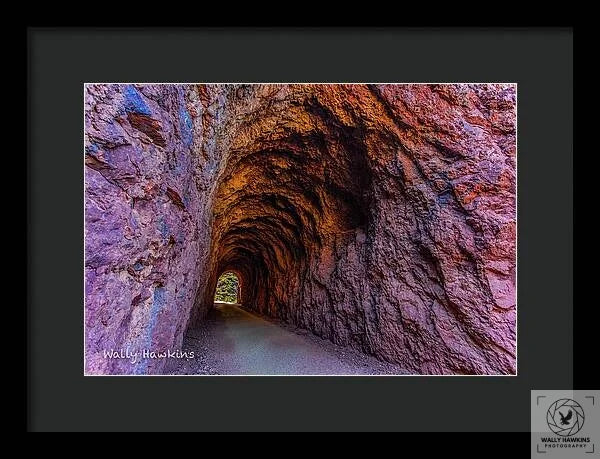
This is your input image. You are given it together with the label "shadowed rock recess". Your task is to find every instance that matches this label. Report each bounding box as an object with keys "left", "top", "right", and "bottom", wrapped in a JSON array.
[{"left": 85, "top": 84, "right": 516, "bottom": 375}]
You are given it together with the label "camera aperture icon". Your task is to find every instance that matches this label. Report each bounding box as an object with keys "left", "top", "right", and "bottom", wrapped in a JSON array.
[{"left": 546, "top": 399, "right": 585, "bottom": 437}]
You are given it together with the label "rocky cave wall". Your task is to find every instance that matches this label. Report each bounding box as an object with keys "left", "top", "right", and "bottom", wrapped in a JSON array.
[
  {"left": 85, "top": 84, "right": 236, "bottom": 374},
  {"left": 85, "top": 83, "right": 516, "bottom": 375}
]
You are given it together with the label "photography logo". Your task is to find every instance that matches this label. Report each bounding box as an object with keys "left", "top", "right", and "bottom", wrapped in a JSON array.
[
  {"left": 531, "top": 390, "right": 598, "bottom": 458},
  {"left": 547, "top": 399, "right": 585, "bottom": 437}
]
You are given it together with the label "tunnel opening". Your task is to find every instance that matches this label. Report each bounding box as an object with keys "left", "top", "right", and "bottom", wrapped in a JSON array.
[{"left": 214, "top": 271, "right": 241, "bottom": 305}]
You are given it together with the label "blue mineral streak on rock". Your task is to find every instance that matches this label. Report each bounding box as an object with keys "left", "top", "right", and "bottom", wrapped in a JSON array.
[
  {"left": 133, "top": 362, "right": 146, "bottom": 375},
  {"left": 129, "top": 213, "right": 138, "bottom": 230},
  {"left": 158, "top": 217, "right": 169, "bottom": 239},
  {"left": 179, "top": 106, "right": 193, "bottom": 147},
  {"left": 437, "top": 190, "right": 453, "bottom": 205},
  {"left": 85, "top": 143, "right": 99, "bottom": 155},
  {"left": 103, "top": 148, "right": 113, "bottom": 165},
  {"left": 177, "top": 228, "right": 186, "bottom": 244},
  {"left": 149, "top": 287, "right": 166, "bottom": 335},
  {"left": 123, "top": 85, "right": 152, "bottom": 115},
  {"left": 137, "top": 286, "right": 167, "bottom": 374}
]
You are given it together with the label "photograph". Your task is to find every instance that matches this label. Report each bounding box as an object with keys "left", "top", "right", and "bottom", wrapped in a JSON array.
[{"left": 84, "top": 83, "right": 517, "bottom": 376}]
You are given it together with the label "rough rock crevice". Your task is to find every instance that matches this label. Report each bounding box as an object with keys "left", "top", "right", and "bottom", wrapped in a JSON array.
[{"left": 85, "top": 83, "right": 516, "bottom": 375}]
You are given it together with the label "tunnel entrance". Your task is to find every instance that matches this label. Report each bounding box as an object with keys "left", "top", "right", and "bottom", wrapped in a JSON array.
[{"left": 214, "top": 272, "right": 241, "bottom": 304}]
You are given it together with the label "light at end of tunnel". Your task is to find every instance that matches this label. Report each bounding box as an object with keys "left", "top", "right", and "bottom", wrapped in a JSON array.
[{"left": 214, "top": 271, "right": 241, "bottom": 304}]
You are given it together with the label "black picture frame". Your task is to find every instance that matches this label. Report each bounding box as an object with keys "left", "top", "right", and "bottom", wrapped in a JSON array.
[{"left": 27, "top": 27, "right": 575, "bottom": 432}]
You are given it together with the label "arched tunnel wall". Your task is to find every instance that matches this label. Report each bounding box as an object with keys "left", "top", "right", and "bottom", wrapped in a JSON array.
[{"left": 85, "top": 83, "right": 516, "bottom": 375}]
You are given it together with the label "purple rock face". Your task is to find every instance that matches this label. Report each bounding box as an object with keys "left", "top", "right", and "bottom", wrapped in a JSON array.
[
  {"left": 85, "top": 84, "right": 516, "bottom": 375},
  {"left": 85, "top": 84, "right": 210, "bottom": 374}
]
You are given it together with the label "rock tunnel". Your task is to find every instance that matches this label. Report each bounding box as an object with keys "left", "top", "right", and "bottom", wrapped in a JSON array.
[{"left": 84, "top": 83, "right": 516, "bottom": 375}]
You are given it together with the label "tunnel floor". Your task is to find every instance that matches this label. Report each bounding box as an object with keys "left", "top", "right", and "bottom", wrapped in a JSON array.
[{"left": 164, "top": 303, "right": 408, "bottom": 375}]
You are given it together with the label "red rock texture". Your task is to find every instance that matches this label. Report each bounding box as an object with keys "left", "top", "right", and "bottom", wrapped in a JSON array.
[{"left": 85, "top": 83, "right": 516, "bottom": 375}]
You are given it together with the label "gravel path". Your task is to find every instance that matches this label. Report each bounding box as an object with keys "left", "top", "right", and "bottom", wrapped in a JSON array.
[{"left": 164, "top": 303, "right": 408, "bottom": 375}]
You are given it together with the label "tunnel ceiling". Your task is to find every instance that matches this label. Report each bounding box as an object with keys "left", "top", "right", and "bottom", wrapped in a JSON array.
[
  {"left": 208, "top": 86, "right": 375, "bottom": 307},
  {"left": 85, "top": 83, "right": 516, "bottom": 375}
]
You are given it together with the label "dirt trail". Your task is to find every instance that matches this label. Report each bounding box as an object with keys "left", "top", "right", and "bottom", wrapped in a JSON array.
[{"left": 165, "top": 303, "right": 408, "bottom": 375}]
